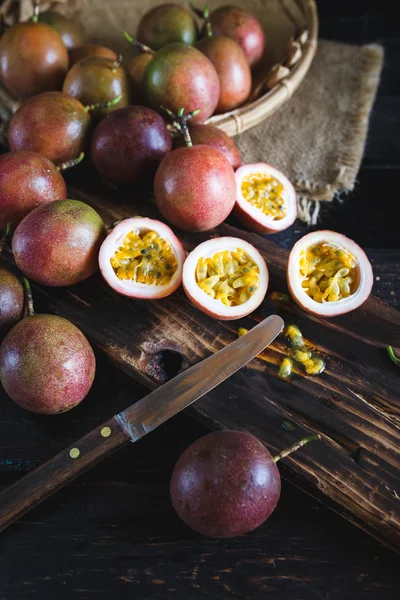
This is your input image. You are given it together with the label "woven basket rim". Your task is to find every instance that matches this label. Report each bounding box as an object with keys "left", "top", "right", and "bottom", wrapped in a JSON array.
[{"left": 205, "top": 0, "right": 319, "bottom": 137}]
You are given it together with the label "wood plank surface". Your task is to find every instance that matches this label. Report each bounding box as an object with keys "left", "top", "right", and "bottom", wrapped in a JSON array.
[{"left": 1, "top": 165, "right": 399, "bottom": 551}]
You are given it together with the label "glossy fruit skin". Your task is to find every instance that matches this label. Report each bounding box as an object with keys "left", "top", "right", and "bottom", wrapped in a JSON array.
[
  {"left": 170, "top": 430, "right": 281, "bottom": 538},
  {"left": 144, "top": 43, "right": 220, "bottom": 124},
  {"left": 62, "top": 56, "right": 131, "bottom": 120},
  {"left": 91, "top": 106, "right": 172, "bottom": 185},
  {"left": 0, "top": 151, "right": 67, "bottom": 230},
  {"left": 154, "top": 145, "right": 236, "bottom": 231},
  {"left": 69, "top": 44, "right": 118, "bottom": 66},
  {"left": 12, "top": 200, "right": 106, "bottom": 287},
  {"left": 0, "top": 22, "right": 69, "bottom": 100},
  {"left": 175, "top": 124, "right": 242, "bottom": 170},
  {"left": 0, "top": 314, "right": 95, "bottom": 414},
  {"left": 137, "top": 3, "right": 197, "bottom": 50},
  {"left": 38, "top": 11, "right": 84, "bottom": 51},
  {"left": 8, "top": 92, "right": 91, "bottom": 165},
  {"left": 127, "top": 53, "right": 153, "bottom": 103},
  {"left": 0, "top": 268, "right": 24, "bottom": 339},
  {"left": 196, "top": 36, "right": 251, "bottom": 113},
  {"left": 209, "top": 6, "right": 266, "bottom": 67}
]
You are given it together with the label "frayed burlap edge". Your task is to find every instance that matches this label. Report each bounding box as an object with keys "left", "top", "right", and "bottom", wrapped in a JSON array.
[{"left": 295, "top": 44, "right": 384, "bottom": 225}]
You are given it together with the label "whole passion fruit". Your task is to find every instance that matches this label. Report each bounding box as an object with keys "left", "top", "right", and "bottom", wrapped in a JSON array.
[
  {"left": 69, "top": 44, "right": 118, "bottom": 66},
  {"left": 0, "top": 21, "right": 69, "bottom": 100},
  {"left": 0, "top": 151, "right": 67, "bottom": 230},
  {"left": 62, "top": 56, "right": 130, "bottom": 120},
  {"left": 91, "top": 105, "right": 172, "bottom": 185},
  {"left": 209, "top": 5, "right": 266, "bottom": 67},
  {"left": 174, "top": 124, "right": 242, "bottom": 170},
  {"left": 0, "top": 311, "right": 95, "bottom": 414},
  {"left": 287, "top": 230, "right": 373, "bottom": 317},
  {"left": 137, "top": 3, "right": 197, "bottom": 49},
  {"left": 8, "top": 92, "right": 92, "bottom": 165},
  {"left": 144, "top": 43, "right": 220, "bottom": 124},
  {"left": 99, "top": 217, "right": 186, "bottom": 299},
  {"left": 127, "top": 53, "right": 154, "bottom": 103},
  {"left": 0, "top": 268, "right": 24, "bottom": 339},
  {"left": 235, "top": 163, "right": 297, "bottom": 234},
  {"left": 170, "top": 430, "right": 281, "bottom": 537},
  {"left": 38, "top": 10, "right": 84, "bottom": 51},
  {"left": 196, "top": 35, "right": 252, "bottom": 113},
  {"left": 12, "top": 200, "right": 106, "bottom": 287},
  {"left": 183, "top": 236, "right": 269, "bottom": 320}
]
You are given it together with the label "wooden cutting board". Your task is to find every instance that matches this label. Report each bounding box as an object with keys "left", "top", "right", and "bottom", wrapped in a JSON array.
[{"left": 1, "top": 165, "right": 400, "bottom": 553}]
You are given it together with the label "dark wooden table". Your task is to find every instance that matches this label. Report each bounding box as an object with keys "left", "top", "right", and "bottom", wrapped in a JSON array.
[{"left": 1, "top": 1, "right": 400, "bottom": 598}]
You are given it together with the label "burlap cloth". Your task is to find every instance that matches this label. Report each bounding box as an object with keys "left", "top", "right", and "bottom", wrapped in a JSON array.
[{"left": 1, "top": 0, "right": 384, "bottom": 224}]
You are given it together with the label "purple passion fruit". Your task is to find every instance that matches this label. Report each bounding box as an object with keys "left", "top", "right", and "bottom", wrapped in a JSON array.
[
  {"left": 91, "top": 105, "right": 172, "bottom": 185},
  {"left": 0, "top": 268, "right": 24, "bottom": 339},
  {"left": 0, "top": 313, "right": 95, "bottom": 414},
  {"left": 0, "top": 22, "right": 69, "bottom": 100},
  {"left": 0, "top": 151, "right": 67, "bottom": 230},
  {"left": 175, "top": 124, "right": 242, "bottom": 170},
  {"left": 12, "top": 199, "right": 106, "bottom": 287},
  {"left": 127, "top": 53, "right": 154, "bottom": 103},
  {"left": 69, "top": 44, "right": 118, "bottom": 66},
  {"left": 38, "top": 10, "right": 84, "bottom": 51},
  {"left": 8, "top": 92, "right": 91, "bottom": 165},
  {"left": 137, "top": 4, "right": 197, "bottom": 50}
]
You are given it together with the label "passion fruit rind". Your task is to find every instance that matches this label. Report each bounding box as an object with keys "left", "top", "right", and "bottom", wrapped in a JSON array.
[
  {"left": 99, "top": 217, "right": 186, "bottom": 299},
  {"left": 287, "top": 230, "right": 373, "bottom": 317},
  {"left": 183, "top": 237, "right": 269, "bottom": 320},
  {"left": 234, "top": 163, "right": 297, "bottom": 234}
]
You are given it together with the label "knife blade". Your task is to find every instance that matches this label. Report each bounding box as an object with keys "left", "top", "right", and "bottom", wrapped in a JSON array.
[{"left": 0, "top": 314, "right": 283, "bottom": 531}]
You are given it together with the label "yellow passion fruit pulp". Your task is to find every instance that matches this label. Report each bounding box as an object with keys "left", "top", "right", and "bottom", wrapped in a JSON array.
[
  {"left": 111, "top": 229, "right": 178, "bottom": 286},
  {"left": 196, "top": 249, "right": 259, "bottom": 306},
  {"left": 299, "top": 243, "right": 358, "bottom": 303},
  {"left": 241, "top": 173, "right": 286, "bottom": 220}
]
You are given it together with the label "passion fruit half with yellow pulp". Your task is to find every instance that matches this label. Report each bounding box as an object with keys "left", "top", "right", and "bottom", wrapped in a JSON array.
[
  {"left": 235, "top": 163, "right": 297, "bottom": 234},
  {"left": 287, "top": 231, "right": 373, "bottom": 317},
  {"left": 99, "top": 218, "right": 186, "bottom": 299},
  {"left": 183, "top": 237, "right": 269, "bottom": 320}
]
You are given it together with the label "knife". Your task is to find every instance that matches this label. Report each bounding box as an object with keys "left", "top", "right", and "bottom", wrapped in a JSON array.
[{"left": 0, "top": 314, "right": 283, "bottom": 532}]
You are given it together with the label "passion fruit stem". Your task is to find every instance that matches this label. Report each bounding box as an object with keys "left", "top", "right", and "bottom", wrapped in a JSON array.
[
  {"left": 31, "top": 0, "right": 40, "bottom": 23},
  {"left": 123, "top": 31, "right": 156, "bottom": 55},
  {"left": 57, "top": 152, "right": 85, "bottom": 173},
  {"left": 110, "top": 54, "right": 123, "bottom": 73},
  {"left": 190, "top": 3, "right": 213, "bottom": 37},
  {"left": 22, "top": 278, "right": 35, "bottom": 317},
  {"left": 160, "top": 106, "right": 201, "bottom": 147},
  {"left": 84, "top": 95, "right": 122, "bottom": 112},
  {"left": 387, "top": 346, "right": 399, "bottom": 366},
  {"left": 0, "top": 222, "right": 12, "bottom": 255},
  {"left": 273, "top": 433, "right": 321, "bottom": 463}
]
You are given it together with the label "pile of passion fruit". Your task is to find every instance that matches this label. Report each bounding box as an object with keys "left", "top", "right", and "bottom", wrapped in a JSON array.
[{"left": 0, "top": 0, "right": 375, "bottom": 538}]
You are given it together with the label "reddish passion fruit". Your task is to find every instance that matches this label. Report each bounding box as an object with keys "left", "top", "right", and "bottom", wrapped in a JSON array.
[
  {"left": 137, "top": 3, "right": 197, "bottom": 49},
  {"left": 0, "top": 227, "right": 24, "bottom": 339},
  {"left": 38, "top": 10, "right": 84, "bottom": 51},
  {"left": 235, "top": 163, "right": 297, "bottom": 234},
  {"left": 287, "top": 231, "right": 374, "bottom": 317},
  {"left": 99, "top": 217, "right": 186, "bottom": 299},
  {"left": 62, "top": 56, "right": 131, "bottom": 120},
  {"left": 12, "top": 199, "right": 106, "bottom": 287},
  {"left": 0, "top": 21, "right": 69, "bottom": 100},
  {"left": 69, "top": 44, "right": 118, "bottom": 66},
  {"left": 0, "top": 151, "right": 67, "bottom": 230},
  {"left": 0, "top": 284, "right": 95, "bottom": 414},
  {"left": 143, "top": 42, "right": 220, "bottom": 124},
  {"left": 174, "top": 124, "right": 242, "bottom": 170},
  {"left": 126, "top": 53, "right": 154, "bottom": 103},
  {"left": 183, "top": 237, "right": 268, "bottom": 320},
  {"left": 208, "top": 5, "right": 266, "bottom": 67},
  {"left": 8, "top": 92, "right": 92, "bottom": 165},
  {"left": 90, "top": 105, "right": 172, "bottom": 185},
  {"left": 155, "top": 109, "right": 236, "bottom": 232},
  {"left": 171, "top": 430, "right": 319, "bottom": 537}
]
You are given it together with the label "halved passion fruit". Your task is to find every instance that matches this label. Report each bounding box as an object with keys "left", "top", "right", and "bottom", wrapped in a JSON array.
[
  {"left": 183, "top": 237, "right": 269, "bottom": 320},
  {"left": 287, "top": 231, "right": 373, "bottom": 317},
  {"left": 234, "top": 163, "right": 297, "bottom": 234},
  {"left": 99, "top": 217, "right": 186, "bottom": 299}
]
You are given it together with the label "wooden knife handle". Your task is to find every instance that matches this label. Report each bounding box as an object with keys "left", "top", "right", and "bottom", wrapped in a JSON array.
[{"left": 0, "top": 416, "right": 130, "bottom": 533}]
